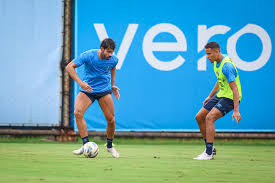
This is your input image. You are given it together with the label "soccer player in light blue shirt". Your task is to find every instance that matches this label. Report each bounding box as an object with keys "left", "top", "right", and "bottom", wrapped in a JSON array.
[{"left": 66, "top": 38, "right": 120, "bottom": 158}]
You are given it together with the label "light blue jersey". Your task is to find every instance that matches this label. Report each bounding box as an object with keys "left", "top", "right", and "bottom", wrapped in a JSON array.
[
  {"left": 216, "top": 55, "right": 237, "bottom": 83},
  {"left": 73, "top": 49, "right": 118, "bottom": 93}
]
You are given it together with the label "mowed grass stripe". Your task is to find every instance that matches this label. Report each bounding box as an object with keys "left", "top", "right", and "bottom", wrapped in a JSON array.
[{"left": 0, "top": 142, "right": 275, "bottom": 183}]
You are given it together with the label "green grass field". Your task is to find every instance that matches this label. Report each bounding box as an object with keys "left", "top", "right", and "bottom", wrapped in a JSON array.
[{"left": 0, "top": 138, "right": 275, "bottom": 183}]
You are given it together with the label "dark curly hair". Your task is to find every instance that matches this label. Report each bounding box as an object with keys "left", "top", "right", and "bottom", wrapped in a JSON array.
[{"left": 100, "top": 38, "right": 116, "bottom": 50}]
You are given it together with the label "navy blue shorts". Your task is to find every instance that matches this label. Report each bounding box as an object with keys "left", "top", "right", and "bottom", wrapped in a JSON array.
[
  {"left": 81, "top": 89, "right": 112, "bottom": 103},
  {"left": 203, "top": 95, "right": 234, "bottom": 116}
]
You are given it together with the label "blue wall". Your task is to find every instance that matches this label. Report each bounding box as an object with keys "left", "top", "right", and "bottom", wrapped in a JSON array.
[{"left": 73, "top": 0, "right": 275, "bottom": 132}]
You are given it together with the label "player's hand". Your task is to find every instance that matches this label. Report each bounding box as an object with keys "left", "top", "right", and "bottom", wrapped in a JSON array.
[
  {"left": 203, "top": 96, "right": 211, "bottom": 106},
  {"left": 80, "top": 82, "right": 93, "bottom": 92},
  {"left": 111, "top": 86, "right": 120, "bottom": 100},
  {"left": 232, "top": 111, "right": 241, "bottom": 123}
]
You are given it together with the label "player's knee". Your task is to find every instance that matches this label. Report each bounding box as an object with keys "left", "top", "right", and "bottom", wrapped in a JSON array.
[
  {"left": 74, "top": 109, "right": 84, "bottom": 119},
  {"left": 107, "top": 116, "right": 115, "bottom": 125},
  {"left": 205, "top": 114, "right": 214, "bottom": 123},
  {"left": 195, "top": 113, "right": 204, "bottom": 123},
  {"left": 195, "top": 113, "right": 200, "bottom": 122}
]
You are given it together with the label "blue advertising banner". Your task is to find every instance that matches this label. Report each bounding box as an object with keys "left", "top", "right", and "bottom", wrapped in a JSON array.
[{"left": 73, "top": 0, "right": 275, "bottom": 132}]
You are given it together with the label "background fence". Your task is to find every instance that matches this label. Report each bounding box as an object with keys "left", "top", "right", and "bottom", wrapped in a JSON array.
[
  {"left": 0, "top": 0, "right": 63, "bottom": 127},
  {"left": 0, "top": 0, "right": 274, "bottom": 134}
]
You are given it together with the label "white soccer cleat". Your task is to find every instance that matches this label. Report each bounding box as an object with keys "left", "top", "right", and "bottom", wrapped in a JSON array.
[
  {"left": 193, "top": 152, "right": 214, "bottom": 160},
  {"left": 106, "top": 147, "right": 120, "bottom": 158},
  {"left": 193, "top": 151, "right": 205, "bottom": 160},
  {"left": 72, "top": 146, "right": 84, "bottom": 155},
  {"left": 193, "top": 146, "right": 216, "bottom": 159}
]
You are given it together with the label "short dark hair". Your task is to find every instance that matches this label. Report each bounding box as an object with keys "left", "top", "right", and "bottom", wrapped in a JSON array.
[
  {"left": 205, "top": 41, "right": 220, "bottom": 49},
  {"left": 100, "top": 38, "right": 116, "bottom": 50}
]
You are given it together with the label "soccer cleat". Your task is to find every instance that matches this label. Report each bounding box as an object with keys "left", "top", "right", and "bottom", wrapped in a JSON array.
[
  {"left": 193, "top": 151, "right": 205, "bottom": 160},
  {"left": 72, "top": 146, "right": 84, "bottom": 155},
  {"left": 193, "top": 146, "right": 216, "bottom": 159},
  {"left": 106, "top": 147, "right": 120, "bottom": 158},
  {"left": 193, "top": 152, "right": 214, "bottom": 160}
]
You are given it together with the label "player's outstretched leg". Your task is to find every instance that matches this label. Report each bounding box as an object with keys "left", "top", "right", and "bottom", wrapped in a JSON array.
[
  {"left": 99, "top": 94, "right": 120, "bottom": 158},
  {"left": 72, "top": 92, "right": 93, "bottom": 155}
]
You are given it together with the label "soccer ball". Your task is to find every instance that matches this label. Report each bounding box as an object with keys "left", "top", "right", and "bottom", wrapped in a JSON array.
[{"left": 83, "top": 142, "right": 99, "bottom": 158}]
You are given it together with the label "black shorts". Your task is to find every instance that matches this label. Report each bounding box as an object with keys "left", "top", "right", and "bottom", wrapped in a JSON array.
[
  {"left": 203, "top": 95, "right": 234, "bottom": 116},
  {"left": 81, "top": 89, "right": 112, "bottom": 103}
]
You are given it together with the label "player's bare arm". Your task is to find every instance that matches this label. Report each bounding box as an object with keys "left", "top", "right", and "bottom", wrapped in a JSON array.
[
  {"left": 203, "top": 81, "right": 220, "bottom": 105},
  {"left": 229, "top": 81, "right": 241, "bottom": 123},
  {"left": 110, "top": 67, "right": 120, "bottom": 100},
  {"left": 65, "top": 62, "right": 93, "bottom": 92}
]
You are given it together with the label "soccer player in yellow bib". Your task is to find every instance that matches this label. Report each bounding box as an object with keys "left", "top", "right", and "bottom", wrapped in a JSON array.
[{"left": 194, "top": 41, "right": 242, "bottom": 160}]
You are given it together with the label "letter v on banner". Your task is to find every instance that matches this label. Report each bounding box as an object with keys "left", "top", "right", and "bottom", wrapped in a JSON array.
[{"left": 94, "top": 24, "right": 139, "bottom": 69}]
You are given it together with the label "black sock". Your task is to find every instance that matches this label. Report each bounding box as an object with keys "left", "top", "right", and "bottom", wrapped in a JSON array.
[
  {"left": 204, "top": 138, "right": 207, "bottom": 145},
  {"left": 107, "top": 138, "right": 113, "bottom": 148},
  {"left": 82, "top": 136, "right": 89, "bottom": 145},
  {"left": 206, "top": 142, "right": 213, "bottom": 155}
]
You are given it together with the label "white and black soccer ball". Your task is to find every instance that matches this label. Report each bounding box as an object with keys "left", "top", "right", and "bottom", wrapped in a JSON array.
[{"left": 83, "top": 142, "right": 99, "bottom": 158}]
